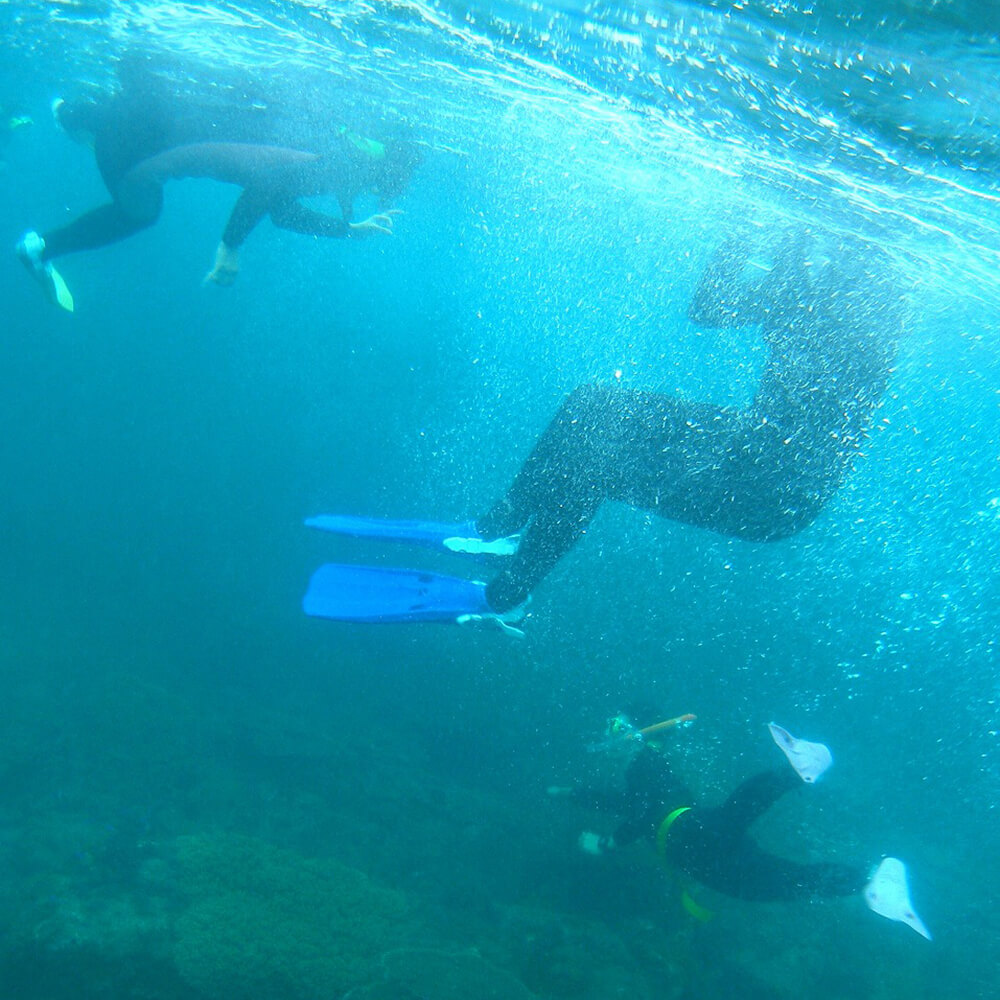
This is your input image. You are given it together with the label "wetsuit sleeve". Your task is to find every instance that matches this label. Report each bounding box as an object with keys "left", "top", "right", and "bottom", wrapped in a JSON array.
[
  {"left": 611, "top": 808, "right": 659, "bottom": 848},
  {"left": 222, "top": 189, "right": 272, "bottom": 249},
  {"left": 687, "top": 237, "right": 768, "bottom": 328},
  {"left": 270, "top": 200, "right": 350, "bottom": 239},
  {"left": 568, "top": 785, "right": 630, "bottom": 814},
  {"left": 567, "top": 784, "right": 647, "bottom": 849},
  {"left": 223, "top": 192, "right": 351, "bottom": 249}
]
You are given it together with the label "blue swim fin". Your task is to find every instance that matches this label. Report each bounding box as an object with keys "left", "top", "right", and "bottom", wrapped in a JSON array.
[
  {"left": 305, "top": 514, "right": 520, "bottom": 556},
  {"left": 303, "top": 562, "right": 508, "bottom": 627}
]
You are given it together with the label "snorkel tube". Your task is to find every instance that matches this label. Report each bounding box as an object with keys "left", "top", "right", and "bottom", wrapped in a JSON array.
[{"left": 587, "top": 713, "right": 696, "bottom": 753}]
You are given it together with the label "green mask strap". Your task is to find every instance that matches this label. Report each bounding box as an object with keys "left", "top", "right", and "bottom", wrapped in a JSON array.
[{"left": 340, "top": 126, "right": 385, "bottom": 160}]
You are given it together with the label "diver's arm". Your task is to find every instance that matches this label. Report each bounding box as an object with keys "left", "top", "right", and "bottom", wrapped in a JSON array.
[
  {"left": 203, "top": 242, "right": 240, "bottom": 287},
  {"left": 221, "top": 188, "right": 270, "bottom": 248},
  {"left": 270, "top": 201, "right": 401, "bottom": 239},
  {"left": 549, "top": 782, "right": 627, "bottom": 855},
  {"left": 574, "top": 794, "right": 656, "bottom": 852},
  {"left": 270, "top": 200, "right": 350, "bottom": 238},
  {"left": 578, "top": 831, "right": 616, "bottom": 854},
  {"left": 204, "top": 189, "right": 270, "bottom": 286},
  {"left": 688, "top": 237, "right": 769, "bottom": 328},
  {"left": 609, "top": 809, "right": 654, "bottom": 849},
  {"left": 578, "top": 812, "right": 648, "bottom": 855}
]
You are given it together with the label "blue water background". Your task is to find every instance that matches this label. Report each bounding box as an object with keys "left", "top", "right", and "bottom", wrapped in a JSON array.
[{"left": 0, "top": 2, "right": 998, "bottom": 997}]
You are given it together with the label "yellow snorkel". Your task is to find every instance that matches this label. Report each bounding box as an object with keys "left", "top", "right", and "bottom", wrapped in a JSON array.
[
  {"left": 635, "top": 714, "right": 697, "bottom": 739},
  {"left": 587, "top": 712, "right": 696, "bottom": 754}
]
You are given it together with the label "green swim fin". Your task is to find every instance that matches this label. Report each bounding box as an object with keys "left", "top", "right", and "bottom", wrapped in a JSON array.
[
  {"left": 16, "top": 230, "right": 74, "bottom": 312},
  {"left": 47, "top": 263, "right": 74, "bottom": 312}
]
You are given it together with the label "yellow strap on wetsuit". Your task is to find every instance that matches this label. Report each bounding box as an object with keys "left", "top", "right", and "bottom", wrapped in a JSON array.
[
  {"left": 680, "top": 889, "right": 713, "bottom": 922},
  {"left": 655, "top": 805, "right": 692, "bottom": 858},
  {"left": 655, "top": 806, "right": 713, "bottom": 922}
]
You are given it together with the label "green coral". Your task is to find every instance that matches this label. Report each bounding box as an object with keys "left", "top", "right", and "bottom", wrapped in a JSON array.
[
  {"left": 347, "top": 947, "right": 539, "bottom": 1000},
  {"left": 172, "top": 833, "right": 411, "bottom": 1000}
]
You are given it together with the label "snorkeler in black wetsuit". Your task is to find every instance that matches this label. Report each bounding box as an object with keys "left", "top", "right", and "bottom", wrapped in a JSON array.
[
  {"left": 554, "top": 727, "right": 930, "bottom": 938},
  {"left": 571, "top": 745, "right": 863, "bottom": 902},
  {"left": 200, "top": 125, "right": 418, "bottom": 286},
  {"left": 15, "top": 83, "right": 420, "bottom": 308},
  {"left": 475, "top": 229, "right": 906, "bottom": 612},
  {"left": 299, "top": 227, "right": 907, "bottom": 630}
]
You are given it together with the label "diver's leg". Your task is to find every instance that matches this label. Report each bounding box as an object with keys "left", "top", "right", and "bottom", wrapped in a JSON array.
[
  {"left": 673, "top": 808, "right": 866, "bottom": 902},
  {"left": 479, "top": 367, "right": 872, "bottom": 611},
  {"left": 520, "top": 381, "right": 831, "bottom": 548},
  {"left": 603, "top": 378, "right": 832, "bottom": 542},
  {"left": 40, "top": 197, "right": 161, "bottom": 259},
  {"left": 483, "top": 500, "right": 601, "bottom": 611},
  {"left": 717, "top": 769, "right": 799, "bottom": 836},
  {"left": 479, "top": 383, "right": 752, "bottom": 610},
  {"left": 127, "top": 141, "right": 317, "bottom": 189},
  {"left": 725, "top": 841, "right": 866, "bottom": 902},
  {"left": 479, "top": 383, "right": 653, "bottom": 610},
  {"left": 484, "top": 382, "right": 776, "bottom": 609},
  {"left": 477, "top": 383, "right": 617, "bottom": 537},
  {"left": 19, "top": 186, "right": 160, "bottom": 309}
]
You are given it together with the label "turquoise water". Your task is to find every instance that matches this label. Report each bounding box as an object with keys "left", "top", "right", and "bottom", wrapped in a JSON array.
[{"left": 1, "top": 2, "right": 998, "bottom": 997}]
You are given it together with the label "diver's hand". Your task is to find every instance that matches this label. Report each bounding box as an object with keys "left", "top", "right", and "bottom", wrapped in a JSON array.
[
  {"left": 349, "top": 209, "right": 403, "bottom": 237},
  {"left": 578, "top": 831, "right": 614, "bottom": 855},
  {"left": 203, "top": 242, "right": 240, "bottom": 287}
]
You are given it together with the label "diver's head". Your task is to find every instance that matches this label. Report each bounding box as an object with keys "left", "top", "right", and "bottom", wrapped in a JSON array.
[{"left": 52, "top": 96, "right": 104, "bottom": 146}]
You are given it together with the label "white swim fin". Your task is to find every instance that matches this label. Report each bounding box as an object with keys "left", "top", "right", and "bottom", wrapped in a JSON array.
[
  {"left": 768, "top": 722, "right": 832, "bottom": 783},
  {"left": 864, "top": 857, "right": 932, "bottom": 940}
]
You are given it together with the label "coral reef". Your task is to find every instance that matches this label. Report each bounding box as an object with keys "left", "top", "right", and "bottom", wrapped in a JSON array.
[
  {"left": 344, "top": 946, "right": 539, "bottom": 1000},
  {"left": 172, "top": 833, "right": 413, "bottom": 1000}
]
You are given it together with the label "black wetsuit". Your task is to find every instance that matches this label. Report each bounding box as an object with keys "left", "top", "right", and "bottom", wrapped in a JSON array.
[
  {"left": 478, "top": 234, "right": 905, "bottom": 611},
  {"left": 581, "top": 746, "right": 865, "bottom": 902},
  {"left": 40, "top": 90, "right": 385, "bottom": 261}
]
